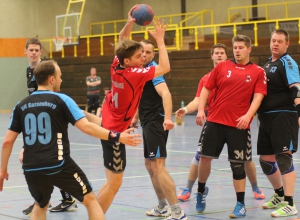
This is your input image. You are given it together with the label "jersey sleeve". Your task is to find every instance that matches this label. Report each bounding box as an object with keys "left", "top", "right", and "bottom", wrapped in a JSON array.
[
  {"left": 148, "top": 61, "right": 164, "bottom": 86},
  {"left": 58, "top": 94, "right": 86, "bottom": 125},
  {"left": 129, "top": 66, "right": 155, "bottom": 85},
  {"left": 8, "top": 104, "right": 22, "bottom": 133},
  {"left": 254, "top": 67, "right": 267, "bottom": 95},
  {"left": 204, "top": 66, "right": 218, "bottom": 91},
  {"left": 86, "top": 76, "right": 90, "bottom": 82},
  {"left": 152, "top": 75, "right": 165, "bottom": 86},
  {"left": 282, "top": 55, "right": 300, "bottom": 85},
  {"left": 196, "top": 74, "right": 209, "bottom": 97}
]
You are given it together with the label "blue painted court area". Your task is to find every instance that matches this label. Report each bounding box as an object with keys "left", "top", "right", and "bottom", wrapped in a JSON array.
[{"left": 0, "top": 113, "right": 300, "bottom": 219}]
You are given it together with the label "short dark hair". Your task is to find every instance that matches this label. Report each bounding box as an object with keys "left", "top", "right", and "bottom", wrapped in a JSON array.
[
  {"left": 211, "top": 43, "right": 227, "bottom": 55},
  {"left": 232, "top": 35, "right": 251, "bottom": 47},
  {"left": 271, "top": 28, "right": 289, "bottom": 42},
  {"left": 34, "top": 60, "right": 57, "bottom": 85},
  {"left": 140, "top": 39, "right": 155, "bottom": 51},
  {"left": 115, "top": 39, "right": 143, "bottom": 66},
  {"left": 25, "top": 38, "right": 42, "bottom": 49}
]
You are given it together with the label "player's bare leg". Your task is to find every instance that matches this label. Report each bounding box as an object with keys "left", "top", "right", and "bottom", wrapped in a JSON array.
[
  {"left": 145, "top": 158, "right": 165, "bottom": 200},
  {"left": 83, "top": 192, "right": 105, "bottom": 220},
  {"left": 148, "top": 158, "right": 177, "bottom": 205},
  {"left": 30, "top": 202, "right": 48, "bottom": 220},
  {"left": 198, "top": 157, "right": 212, "bottom": 183},
  {"left": 245, "top": 161, "right": 265, "bottom": 199},
  {"left": 146, "top": 158, "right": 185, "bottom": 218},
  {"left": 97, "top": 168, "right": 123, "bottom": 213}
]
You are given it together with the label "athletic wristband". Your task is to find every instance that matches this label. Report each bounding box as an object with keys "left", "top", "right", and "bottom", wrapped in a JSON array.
[
  {"left": 183, "top": 107, "right": 188, "bottom": 114},
  {"left": 108, "top": 131, "right": 120, "bottom": 142},
  {"left": 296, "top": 104, "right": 300, "bottom": 117}
]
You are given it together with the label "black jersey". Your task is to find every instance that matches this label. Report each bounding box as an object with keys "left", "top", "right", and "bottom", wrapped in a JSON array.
[
  {"left": 9, "top": 90, "right": 85, "bottom": 174},
  {"left": 257, "top": 53, "right": 300, "bottom": 114},
  {"left": 139, "top": 61, "right": 165, "bottom": 125},
  {"left": 27, "top": 66, "right": 38, "bottom": 95}
]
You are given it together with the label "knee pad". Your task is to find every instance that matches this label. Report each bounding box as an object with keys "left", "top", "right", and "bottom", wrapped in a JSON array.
[
  {"left": 191, "top": 146, "right": 201, "bottom": 166},
  {"left": 191, "top": 157, "right": 199, "bottom": 166},
  {"left": 276, "top": 153, "right": 294, "bottom": 175},
  {"left": 259, "top": 157, "right": 278, "bottom": 175},
  {"left": 230, "top": 162, "right": 246, "bottom": 180}
]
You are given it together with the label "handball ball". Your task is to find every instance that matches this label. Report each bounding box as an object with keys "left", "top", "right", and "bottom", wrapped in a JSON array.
[{"left": 132, "top": 4, "right": 154, "bottom": 26}]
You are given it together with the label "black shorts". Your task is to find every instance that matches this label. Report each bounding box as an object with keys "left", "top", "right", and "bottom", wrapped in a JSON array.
[
  {"left": 257, "top": 112, "right": 298, "bottom": 155},
  {"left": 100, "top": 139, "right": 126, "bottom": 172},
  {"left": 24, "top": 158, "right": 93, "bottom": 208},
  {"left": 143, "top": 118, "right": 169, "bottom": 159},
  {"left": 194, "top": 121, "right": 208, "bottom": 162},
  {"left": 199, "top": 122, "right": 252, "bottom": 162}
]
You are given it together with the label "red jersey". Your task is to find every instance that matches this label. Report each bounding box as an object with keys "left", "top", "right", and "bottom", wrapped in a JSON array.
[
  {"left": 204, "top": 60, "right": 267, "bottom": 128},
  {"left": 196, "top": 72, "right": 216, "bottom": 108},
  {"left": 102, "top": 56, "right": 155, "bottom": 132}
]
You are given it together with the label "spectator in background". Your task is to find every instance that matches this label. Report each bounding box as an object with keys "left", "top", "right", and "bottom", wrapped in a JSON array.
[{"left": 86, "top": 67, "right": 101, "bottom": 114}]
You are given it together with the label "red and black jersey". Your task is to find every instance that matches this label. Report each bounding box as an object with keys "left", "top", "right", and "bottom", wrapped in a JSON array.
[
  {"left": 196, "top": 72, "right": 216, "bottom": 109},
  {"left": 102, "top": 56, "right": 155, "bottom": 132},
  {"left": 204, "top": 60, "right": 267, "bottom": 128}
]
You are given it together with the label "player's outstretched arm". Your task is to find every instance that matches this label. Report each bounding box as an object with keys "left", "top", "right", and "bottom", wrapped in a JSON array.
[
  {"left": 75, "top": 118, "right": 141, "bottom": 146},
  {"left": 175, "top": 97, "right": 200, "bottom": 119},
  {"left": 0, "top": 130, "right": 18, "bottom": 191},
  {"left": 120, "top": 128, "right": 142, "bottom": 146},
  {"left": 83, "top": 110, "right": 102, "bottom": 125},
  {"left": 119, "top": 5, "right": 138, "bottom": 41},
  {"left": 148, "top": 18, "right": 170, "bottom": 78}
]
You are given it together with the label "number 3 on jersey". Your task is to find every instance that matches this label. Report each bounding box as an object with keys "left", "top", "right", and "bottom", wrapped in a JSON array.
[
  {"left": 227, "top": 70, "right": 231, "bottom": 78},
  {"left": 24, "top": 112, "right": 52, "bottom": 145}
]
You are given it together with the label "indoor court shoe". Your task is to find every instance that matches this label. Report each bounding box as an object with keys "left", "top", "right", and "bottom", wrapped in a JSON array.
[
  {"left": 195, "top": 186, "right": 209, "bottom": 213},
  {"left": 271, "top": 201, "right": 298, "bottom": 217},
  {"left": 164, "top": 210, "right": 188, "bottom": 220},
  {"left": 177, "top": 187, "right": 191, "bottom": 202},
  {"left": 229, "top": 201, "right": 246, "bottom": 218},
  {"left": 23, "top": 203, "right": 52, "bottom": 215},
  {"left": 146, "top": 205, "right": 171, "bottom": 217},
  {"left": 253, "top": 187, "right": 265, "bottom": 200},
  {"left": 262, "top": 193, "right": 284, "bottom": 209},
  {"left": 49, "top": 199, "right": 77, "bottom": 212}
]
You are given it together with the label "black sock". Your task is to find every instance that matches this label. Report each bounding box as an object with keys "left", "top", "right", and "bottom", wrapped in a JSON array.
[
  {"left": 236, "top": 192, "right": 245, "bottom": 205},
  {"left": 284, "top": 196, "right": 293, "bottom": 206},
  {"left": 60, "top": 190, "right": 73, "bottom": 201},
  {"left": 197, "top": 181, "right": 206, "bottom": 194},
  {"left": 275, "top": 187, "right": 284, "bottom": 197}
]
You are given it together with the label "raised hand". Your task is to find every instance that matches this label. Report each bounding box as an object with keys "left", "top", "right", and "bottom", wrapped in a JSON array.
[
  {"left": 148, "top": 18, "right": 168, "bottom": 41},
  {"left": 127, "top": 4, "right": 138, "bottom": 24}
]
